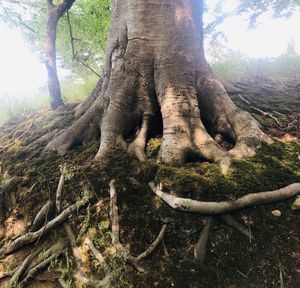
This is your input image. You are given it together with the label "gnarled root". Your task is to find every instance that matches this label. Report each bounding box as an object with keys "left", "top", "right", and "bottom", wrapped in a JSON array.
[
  {"left": 149, "top": 182, "right": 300, "bottom": 214},
  {"left": 109, "top": 179, "right": 167, "bottom": 272},
  {"left": 150, "top": 182, "right": 300, "bottom": 264},
  {"left": 0, "top": 196, "right": 90, "bottom": 257},
  {"left": 197, "top": 75, "right": 272, "bottom": 161}
]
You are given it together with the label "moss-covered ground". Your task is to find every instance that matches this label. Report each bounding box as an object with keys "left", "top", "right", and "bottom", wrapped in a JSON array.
[{"left": 0, "top": 76, "right": 299, "bottom": 288}]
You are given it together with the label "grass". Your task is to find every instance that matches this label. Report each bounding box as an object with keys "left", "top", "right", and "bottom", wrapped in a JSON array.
[
  {"left": 1, "top": 51, "right": 300, "bottom": 125},
  {"left": 0, "top": 76, "right": 97, "bottom": 125},
  {"left": 211, "top": 51, "right": 300, "bottom": 82}
]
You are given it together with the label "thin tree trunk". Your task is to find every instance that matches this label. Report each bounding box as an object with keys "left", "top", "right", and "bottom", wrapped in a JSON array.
[{"left": 45, "top": 0, "right": 75, "bottom": 110}]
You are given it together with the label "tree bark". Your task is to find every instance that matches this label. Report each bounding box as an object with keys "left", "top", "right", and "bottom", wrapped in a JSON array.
[
  {"left": 45, "top": 0, "right": 270, "bottom": 172},
  {"left": 45, "top": 0, "right": 75, "bottom": 110}
]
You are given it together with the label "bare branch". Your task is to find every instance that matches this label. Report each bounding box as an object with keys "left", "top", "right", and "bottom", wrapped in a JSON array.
[
  {"left": 66, "top": 11, "right": 101, "bottom": 77},
  {"left": 149, "top": 182, "right": 300, "bottom": 215}
]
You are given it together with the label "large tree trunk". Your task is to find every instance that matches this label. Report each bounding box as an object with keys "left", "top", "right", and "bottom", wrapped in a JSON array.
[
  {"left": 45, "top": 0, "right": 270, "bottom": 172},
  {"left": 45, "top": 0, "right": 75, "bottom": 110}
]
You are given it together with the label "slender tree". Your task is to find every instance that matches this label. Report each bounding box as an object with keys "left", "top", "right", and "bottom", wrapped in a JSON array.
[{"left": 45, "top": 0, "right": 75, "bottom": 110}]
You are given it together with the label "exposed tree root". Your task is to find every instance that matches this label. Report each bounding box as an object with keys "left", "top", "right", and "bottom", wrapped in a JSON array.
[
  {"left": 149, "top": 182, "right": 300, "bottom": 214},
  {"left": 110, "top": 179, "right": 167, "bottom": 272},
  {"left": 0, "top": 196, "right": 90, "bottom": 257},
  {"left": 150, "top": 182, "right": 300, "bottom": 264},
  {"left": 193, "top": 217, "right": 213, "bottom": 264},
  {"left": 9, "top": 247, "right": 42, "bottom": 287},
  {"left": 31, "top": 200, "right": 55, "bottom": 232},
  {"left": 220, "top": 214, "right": 252, "bottom": 241},
  {"left": 237, "top": 94, "right": 281, "bottom": 126},
  {"left": 0, "top": 114, "right": 38, "bottom": 154},
  {"left": 21, "top": 240, "right": 67, "bottom": 286}
]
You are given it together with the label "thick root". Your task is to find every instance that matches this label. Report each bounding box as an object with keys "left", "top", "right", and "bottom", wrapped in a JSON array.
[
  {"left": 194, "top": 217, "right": 213, "bottom": 264},
  {"left": 149, "top": 182, "right": 300, "bottom": 214},
  {"left": 197, "top": 75, "right": 272, "bottom": 160}
]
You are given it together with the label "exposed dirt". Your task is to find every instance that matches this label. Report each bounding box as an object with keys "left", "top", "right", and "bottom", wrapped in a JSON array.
[{"left": 0, "top": 75, "right": 299, "bottom": 288}]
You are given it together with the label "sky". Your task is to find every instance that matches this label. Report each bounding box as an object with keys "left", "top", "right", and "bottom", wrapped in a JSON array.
[{"left": 0, "top": 1, "right": 300, "bottom": 100}]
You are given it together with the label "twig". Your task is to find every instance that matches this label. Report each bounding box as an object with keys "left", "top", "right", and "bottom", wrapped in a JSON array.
[
  {"left": 0, "top": 114, "right": 38, "bottom": 154},
  {"left": 66, "top": 11, "right": 101, "bottom": 77},
  {"left": 149, "top": 182, "right": 300, "bottom": 215}
]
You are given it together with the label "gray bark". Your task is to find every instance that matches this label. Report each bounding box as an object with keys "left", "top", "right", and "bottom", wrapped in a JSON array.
[
  {"left": 45, "top": 0, "right": 75, "bottom": 110},
  {"left": 45, "top": 0, "right": 269, "bottom": 171}
]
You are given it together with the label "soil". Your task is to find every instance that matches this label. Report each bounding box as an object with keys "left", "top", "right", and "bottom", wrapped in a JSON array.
[{"left": 0, "top": 75, "right": 299, "bottom": 288}]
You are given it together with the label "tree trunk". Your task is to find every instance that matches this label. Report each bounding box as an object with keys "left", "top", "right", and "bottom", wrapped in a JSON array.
[
  {"left": 45, "top": 0, "right": 270, "bottom": 172},
  {"left": 45, "top": 0, "right": 75, "bottom": 110}
]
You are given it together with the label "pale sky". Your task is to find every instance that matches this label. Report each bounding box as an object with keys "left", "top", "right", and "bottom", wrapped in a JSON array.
[{"left": 0, "top": 1, "right": 300, "bottom": 100}]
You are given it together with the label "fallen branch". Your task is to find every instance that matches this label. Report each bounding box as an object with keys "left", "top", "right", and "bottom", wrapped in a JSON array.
[
  {"left": 0, "top": 196, "right": 90, "bottom": 257},
  {"left": 149, "top": 182, "right": 300, "bottom": 215},
  {"left": 194, "top": 217, "right": 213, "bottom": 264}
]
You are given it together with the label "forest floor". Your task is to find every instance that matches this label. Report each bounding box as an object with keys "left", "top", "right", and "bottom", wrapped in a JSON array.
[{"left": 0, "top": 74, "right": 299, "bottom": 288}]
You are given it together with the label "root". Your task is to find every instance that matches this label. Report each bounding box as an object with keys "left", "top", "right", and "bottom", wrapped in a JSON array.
[
  {"left": 9, "top": 247, "right": 43, "bottom": 287},
  {"left": 0, "top": 114, "right": 38, "bottom": 154},
  {"left": 0, "top": 196, "right": 90, "bottom": 257},
  {"left": 31, "top": 200, "right": 55, "bottom": 232},
  {"left": 197, "top": 75, "right": 272, "bottom": 161},
  {"left": 109, "top": 179, "right": 167, "bottom": 272},
  {"left": 21, "top": 240, "right": 67, "bottom": 286},
  {"left": 220, "top": 214, "right": 253, "bottom": 241},
  {"left": 149, "top": 182, "right": 300, "bottom": 214},
  {"left": 237, "top": 94, "right": 281, "bottom": 126},
  {"left": 194, "top": 217, "right": 213, "bottom": 264}
]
